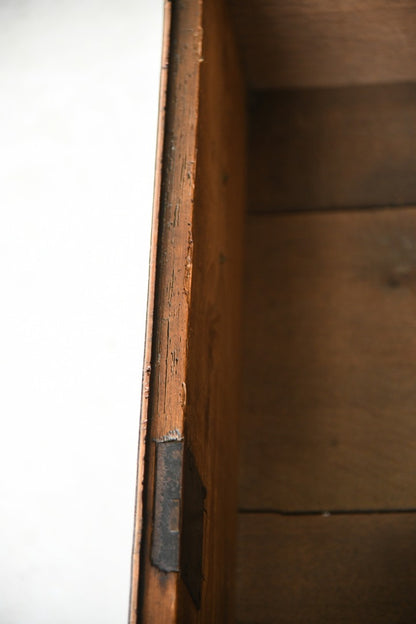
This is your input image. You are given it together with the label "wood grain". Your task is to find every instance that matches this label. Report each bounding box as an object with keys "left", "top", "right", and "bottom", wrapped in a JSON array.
[
  {"left": 236, "top": 513, "right": 416, "bottom": 623},
  {"left": 249, "top": 84, "right": 416, "bottom": 212},
  {"left": 177, "top": 0, "right": 246, "bottom": 620},
  {"left": 227, "top": 0, "right": 416, "bottom": 89},
  {"left": 240, "top": 209, "right": 416, "bottom": 511},
  {"left": 136, "top": 0, "right": 246, "bottom": 621},
  {"left": 129, "top": 2, "right": 172, "bottom": 622},
  {"left": 137, "top": 0, "right": 203, "bottom": 621}
]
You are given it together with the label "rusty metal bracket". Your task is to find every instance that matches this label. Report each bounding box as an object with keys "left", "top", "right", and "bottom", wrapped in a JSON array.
[
  {"left": 151, "top": 439, "right": 183, "bottom": 572},
  {"left": 151, "top": 436, "right": 206, "bottom": 608}
]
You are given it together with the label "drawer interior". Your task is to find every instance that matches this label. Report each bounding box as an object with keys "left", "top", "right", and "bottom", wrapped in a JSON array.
[
  {"left": 134, "top": 2, "right": 416, "bottom": 621},
  {"left": 231, "top": 3, "right": 416, "bottom": 622}
]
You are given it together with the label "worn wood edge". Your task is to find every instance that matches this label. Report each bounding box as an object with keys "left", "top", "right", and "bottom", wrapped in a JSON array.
[
  {"left": 133, "top": 0, "right": 204, "bottom": 621},
  {"left": 128, "top": 2, "right": 173, "bottom": 622},
  {"left": 174, "top": 1, "right": 247, "bottom": 619}
]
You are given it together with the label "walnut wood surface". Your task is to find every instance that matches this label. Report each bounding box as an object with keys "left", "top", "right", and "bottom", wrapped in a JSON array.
[
  {"left": 227, "top": 0, "right": 416, "bottom": 89},
  {"left": 249, "top": 84, "right": 416, "bottom": 212},
  {"left": 136, "top": 0, "right": 246, "bottom": 621},
  {"left": 240, "top": 209, "right": 416, "bottom": 511},
  {"left": 236, "top": 513, "right": 416, "bottom": 623},
  {"left": 137, "top": 0, "right": 203, "bottom": 621},
  {"left": 177, "top": 0, "right": 246, "bottom": 619},
  {"left": 129, "top": 3, "right": 172, "bottom": 622}
]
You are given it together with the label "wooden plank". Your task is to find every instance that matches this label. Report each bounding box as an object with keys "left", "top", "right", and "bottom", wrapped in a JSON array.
[
  {"left": 240, "top": 209, "right": 416, "bottom": 511},
  {"left": 177, "top": 0, "right": 246, "bottom": 620},
  {"left": 136, "top": 0, "right": 246, "bottom": 621},
  {"left": 136, "top": 0, "right": 203, "bottom": 621},
  {"left": 249, "top": 84, "right": 416, "bottom": 212},
  {"left": 129, "top": 2, "right": 172, "bottom": 622},
  {"left": 227, "top": 0, "right": 416, "bottom": 89},
  {"left": 236, "top": 513, "right": 416, "bottom": 623}
]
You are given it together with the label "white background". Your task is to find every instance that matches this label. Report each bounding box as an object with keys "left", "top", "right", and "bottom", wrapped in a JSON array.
[{"left": 0, "top": 1, "right": 163, "bottom": 622}]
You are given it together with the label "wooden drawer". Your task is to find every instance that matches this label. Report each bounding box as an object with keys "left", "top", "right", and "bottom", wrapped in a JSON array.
[{"left": 130, "top": 1, "right": 416, "bottom": 621}]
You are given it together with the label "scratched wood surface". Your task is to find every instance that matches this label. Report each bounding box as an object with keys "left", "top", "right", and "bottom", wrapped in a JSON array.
[
  {"left": 136, "top": 0, "right": 203, "bottom": 621},
  {"left": 240, "top": 209, "right": 416, "bottom": 512},
  {"left": 177, "top": 0, "right": 246, "bottom": 620},
  {"left": 128, "top": 2, "right": 172, "bottom": 622},
  {"left": 236, "top": 513, "right": 416, "bottom": 623},
  {"left": 135, "top": 0, "right": 246, "bottom": 621},
  {"left": 227, "top": 0, "right": 416, "bottom": 89},
  {"left": 248, "top": 84, "right": 416, "bottom": 212}
]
